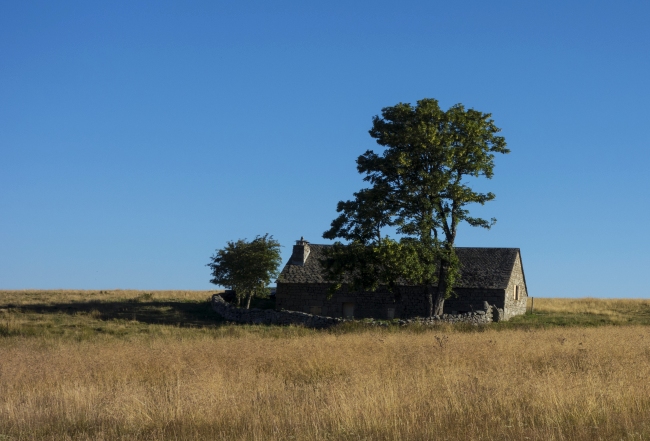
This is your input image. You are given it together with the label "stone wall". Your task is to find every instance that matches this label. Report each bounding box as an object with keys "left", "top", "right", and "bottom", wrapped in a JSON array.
[
  {"left": 276, "top": 283, "right": 508, "bottom": 321},
  {"left": 444, "top": 288, "right": 505, "bottom": 314},
  {"left": 213, "top": 294, "right": 495, "bottom": 328},
  {"left": 211, "top": 294, "right": 342, "bottom": 328},
  {"left": 275, "top": 283, "right": 424, "bottom": 319},
  {"left": 399, "top": 304, "right": 494, "bottom": 325},
  {"left": 504, "top": 253, "right": 528, "bottom": 319}
]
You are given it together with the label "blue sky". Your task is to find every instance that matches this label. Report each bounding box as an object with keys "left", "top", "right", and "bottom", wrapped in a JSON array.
[{"left": 1, "top": 0, "right": 649, "bottom": 297}]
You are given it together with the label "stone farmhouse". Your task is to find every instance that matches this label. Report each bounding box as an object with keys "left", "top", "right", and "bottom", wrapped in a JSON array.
[{"left": 276, "top": 238, "right": 529, "bottom": 321}]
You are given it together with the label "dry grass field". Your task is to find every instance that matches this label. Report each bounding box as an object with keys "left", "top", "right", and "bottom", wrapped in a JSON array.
[{"left": 1, "top": 290, "right": 650, "bottom": 440}]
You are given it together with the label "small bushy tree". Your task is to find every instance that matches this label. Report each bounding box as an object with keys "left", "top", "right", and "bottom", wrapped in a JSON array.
[{"left": 207, "top": 234, "right": 282, "bottom": 309}]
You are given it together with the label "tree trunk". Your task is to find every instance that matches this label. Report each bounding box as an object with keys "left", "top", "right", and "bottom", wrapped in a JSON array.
[
  {"left": 426, "top": 285, "right": 435, "bottom": 318},
  {"left": 433, "top": 288, "right": 445, "bottom": 316},
  {"left": 434, "top": 261, "right": 449, "bottom": 316},
  {"left": 427, "top": 284, "right": 445, "bottom": 316},
  {"left": 246, "top": 292, "right": 253, "bottom": 309},
  {"left": 392, "top": 285, "right": 403, "bottom": 318}
]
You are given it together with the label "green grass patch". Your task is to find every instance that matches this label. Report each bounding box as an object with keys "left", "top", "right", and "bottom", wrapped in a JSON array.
[{"left": 492, "top": 309, "right": 650, "bottom": 330}]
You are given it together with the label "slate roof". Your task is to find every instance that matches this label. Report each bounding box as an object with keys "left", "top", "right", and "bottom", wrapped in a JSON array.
[
  {"left": 454, "top": 247, "right": 520, "bottom": 289},
  {"left": 278, "top": 244, "right": 520, "bottom": 289}
]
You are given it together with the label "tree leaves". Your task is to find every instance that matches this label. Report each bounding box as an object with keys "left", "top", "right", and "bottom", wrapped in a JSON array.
[
  {"left": 207, "top": 234, "right": 282, "bottom": 309},
  {"left": 322, "top": 98, "right": 508, "bottom": 315}
]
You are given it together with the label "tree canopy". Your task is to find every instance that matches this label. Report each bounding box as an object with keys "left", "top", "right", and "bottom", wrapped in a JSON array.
[
  {"left": 322, "top": 98, "right": 509, "bottom": 316},
  {"left": 207, "top": 234, "right": 282, "bottom": 309}
]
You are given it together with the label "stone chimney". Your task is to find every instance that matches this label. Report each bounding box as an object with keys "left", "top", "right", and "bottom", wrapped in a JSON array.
[{"left": 290, "top": 237, "right": 310, "bottom": 266}]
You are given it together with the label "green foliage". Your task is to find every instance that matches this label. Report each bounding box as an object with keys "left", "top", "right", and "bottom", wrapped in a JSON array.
[
  {"left": 321, "top": 238, "right": 412, "bottom": 296},
  {"left": 362, "top": 98, "right": 508, "bottom": 244},
  {"left": 323, "top": 184, "right": 395, "bottom": 244},
  {"left": 207, "top": 234, "right": 282, "bottom": 309},
  {"left": 323, "top": 98, "right": 508, "bottom": 315}
]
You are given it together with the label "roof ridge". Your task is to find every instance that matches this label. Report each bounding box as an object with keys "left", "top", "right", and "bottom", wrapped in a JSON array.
[{"left": 309, "top": 243, "right": 519, "bottom": 250}]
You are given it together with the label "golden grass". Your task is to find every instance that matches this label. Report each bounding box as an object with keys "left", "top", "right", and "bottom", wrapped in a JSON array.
[
  {"left": 522, "top": 297, "right": 650, "bottom": 326},
  {"left": 0, "top": 290, "right": 223, "bottom": 339},
  {"left": 0, "top": 289, "right": 215, "bottom": 306},
  {"left": 1, "top": 291, "right": 650, "bottom": 440},
  {"left": 530, "top": 297, "right": 650, "bottom": 315},
  {"left": 2, "top": 326, "right": 650, "bottom": 440}
]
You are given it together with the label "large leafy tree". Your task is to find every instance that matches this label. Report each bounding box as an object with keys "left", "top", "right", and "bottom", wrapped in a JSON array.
[
  {"left": 323, "top": 98, "right": 509, "bottom": 316},
  {"left": 207, "top": 234, "right": 282, "bottom": 309}
]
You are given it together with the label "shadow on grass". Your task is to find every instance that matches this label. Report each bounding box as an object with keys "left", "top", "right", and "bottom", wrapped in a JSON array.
[
  {"left": 1, "top": 300, "right": 225, "bottom": 328},
  {"left": 6, "top": 297, "right": 646, "bottom": 334},
  {"left": 0, "top": 295, "right": 279, "bottom": 329}
]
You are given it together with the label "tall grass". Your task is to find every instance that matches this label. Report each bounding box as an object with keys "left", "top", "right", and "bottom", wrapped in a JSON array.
[
  {"left": 513, "top": 297, "right": 650, "bottom": 327},
  {"left": 530, "top": 297, "right": 650, "bottom": 316},
  {"left": 1, "top": 327, "right": 650, "bottom": 439},
  {"left": 0, "top": 289, "right": 215, "bottom": 306},
  {"left": 1, "top": 291, "right": 650, "bottom": 440}
]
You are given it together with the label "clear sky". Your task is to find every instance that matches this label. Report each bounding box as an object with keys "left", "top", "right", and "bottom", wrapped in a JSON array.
[{"left": 1, "top": 1, "right": 649, "bottom": 297}]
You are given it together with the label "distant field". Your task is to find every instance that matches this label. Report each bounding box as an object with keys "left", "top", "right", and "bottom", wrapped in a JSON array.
[
  {"left": 1, "top": 290, "right": 650, "bottom": 440},
  {"left": 510, "top": 297, "right": 650, "bottom": 327}
]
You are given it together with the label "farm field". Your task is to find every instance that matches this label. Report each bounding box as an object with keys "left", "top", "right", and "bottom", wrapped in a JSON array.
[{"left": 1, "top": 290, "right": 650, "bottom": 440}]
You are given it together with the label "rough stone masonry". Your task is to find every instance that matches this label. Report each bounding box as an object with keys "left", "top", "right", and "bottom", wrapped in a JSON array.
[{"left": 211, "top": 294, "right": 495, "bottom": 328}]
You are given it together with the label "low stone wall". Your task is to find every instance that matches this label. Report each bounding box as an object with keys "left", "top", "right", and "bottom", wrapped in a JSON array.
[
  {"left": 211, "top": 295, "right": 343, "bottom": 328},
  {"left": 397, "top": 307, "right": 494, "bottom": 326},
  {"left": 276, "top": 282, "right": 509, "bottom": 320},
  {"left": 212, "top": 295, "right": 496, "bottom": 328}
]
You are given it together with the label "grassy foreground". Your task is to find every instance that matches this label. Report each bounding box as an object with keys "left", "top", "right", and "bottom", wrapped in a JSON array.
[{"left": 1, "top": 291, "right": 650, "bottom": 440}]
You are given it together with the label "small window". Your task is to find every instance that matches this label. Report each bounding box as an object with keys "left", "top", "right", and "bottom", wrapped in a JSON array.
[
  {"left": 386, "top": 307, "right": 395, "bottom": 320},
  {"left": 513, "top": 285, "right": 520, "bottom": 300}
]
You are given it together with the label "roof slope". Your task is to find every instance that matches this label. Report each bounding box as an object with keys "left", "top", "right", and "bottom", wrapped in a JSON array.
[
  {"left": 454, "top": 247, "right": 519, "bottom": 289},
  {"left": 278, "top": 244, "right": 520, "bottom": 289}
]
